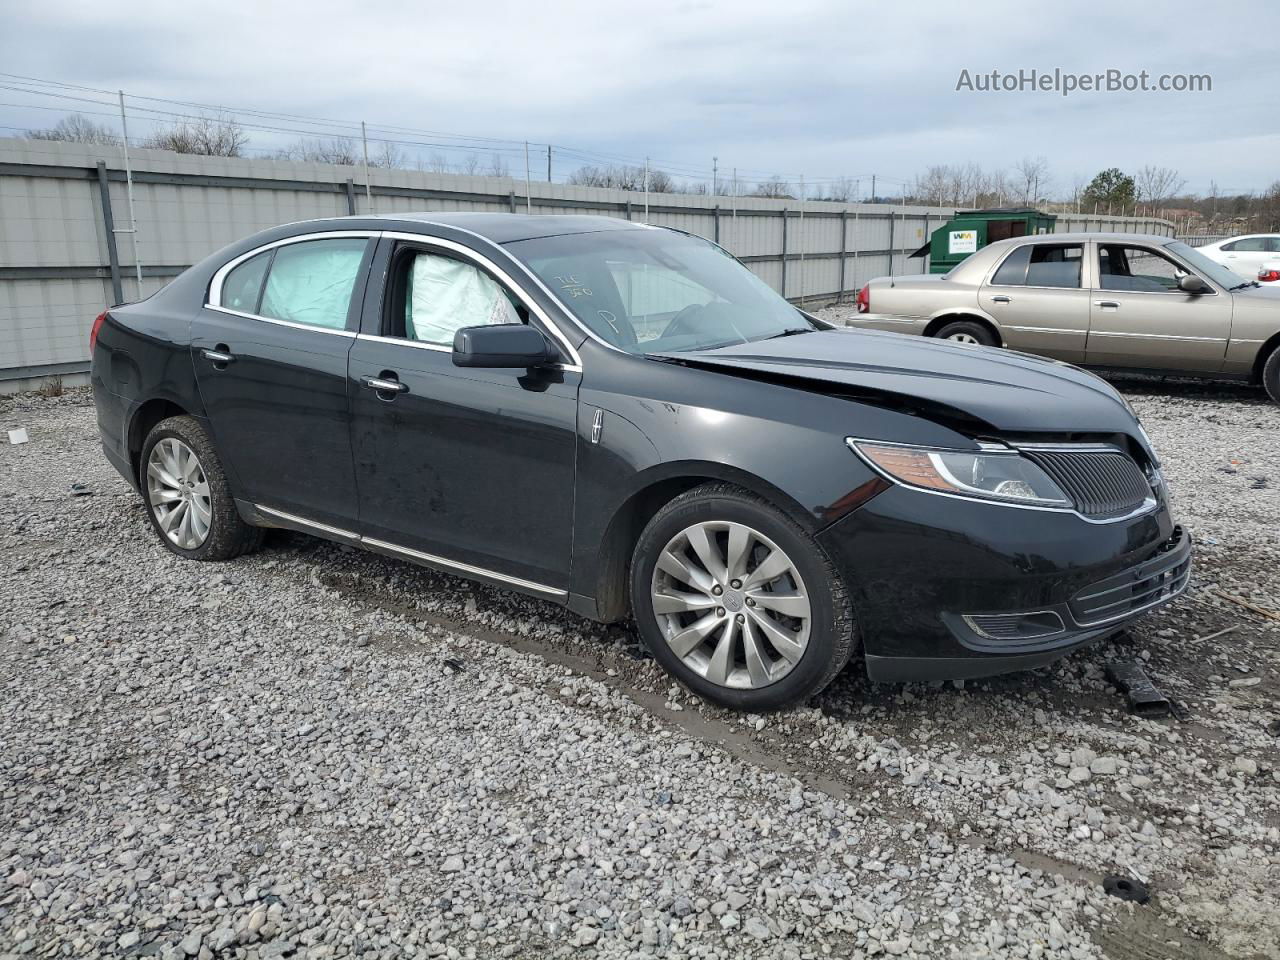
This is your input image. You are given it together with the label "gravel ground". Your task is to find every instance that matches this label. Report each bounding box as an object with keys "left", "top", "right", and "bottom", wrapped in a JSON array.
[{"left": 1, "top": 377, "right": 1277, "bottom": 960}]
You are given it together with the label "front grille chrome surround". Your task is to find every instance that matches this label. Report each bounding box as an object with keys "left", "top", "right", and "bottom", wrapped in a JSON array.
[{"left": 1020, "top": 447, "right": 1154, "bottom": 519}]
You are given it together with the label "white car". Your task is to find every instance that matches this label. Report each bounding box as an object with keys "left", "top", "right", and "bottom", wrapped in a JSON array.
[{"left": 1198, "top": 234, "right": 1280, "bottom": 279}]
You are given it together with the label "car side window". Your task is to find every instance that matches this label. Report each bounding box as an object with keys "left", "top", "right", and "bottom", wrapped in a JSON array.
[
  {"left": 1097, "top": 245, "right": 1191, "bottom": 293},
  {"left": 1267, "top": 238, "right": 1280, "bottom": 253},
  {"left": 1228, "top": 237, "right": 1268, "bottom": 252},
  {"left": 219, "top": 251, "right": 271, "bottom": 313},
  {"left": 990, "top": 244, "right": 1081, "bottom": 288},
  {"left": 259, "top": 238, "right": 369, "bottom": 330},
  {"left": 392, "top": 250, "right": 523, "bottom": 346}
]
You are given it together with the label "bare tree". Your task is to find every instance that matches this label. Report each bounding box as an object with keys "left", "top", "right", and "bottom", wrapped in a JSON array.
[
  {"left": 277, "top": 136, "right": 359, "bottom": 165},
  {"left": 752, "top": 175, "right": 793, "bottom": 199},
  {"left": 1134, "top": 165, "right": 1186, "bottom": 212},
  {"left": 567, "top": 164, "right": 674, "bottom": 192},
  {"left": 1013, "top": 156, "right": 1051, "bottom": 205},
  {"left": 26, "top": 113, "right": 117, "bottom": 145},
  {"left": 144, "top": 113, "right": 247, "bottom": 157},
  {"left": 425, "top": 152, "right": 450, "bottom": 173},
  {"left": 460, "top": 154, "right": 481, "bottom": 176},
  {"left": 484, "top": 154, "right": 511, "bottom": 178},
  {"left": 819, "top": 176, "right": 858, "bottom": 202},
  {"left": 372, "top": 140, "right": 404, "bottom": 169}
]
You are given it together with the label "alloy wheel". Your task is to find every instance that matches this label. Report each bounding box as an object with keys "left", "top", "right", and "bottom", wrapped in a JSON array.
[
  {"left": 947, "top": 332, "right": 980, "bottom": 344},
  {"left": 146, "top": 437, "right": 212, "bottom": 549},
  {"left": 650, "top": 520, "right": 811, "bottom": 689}
]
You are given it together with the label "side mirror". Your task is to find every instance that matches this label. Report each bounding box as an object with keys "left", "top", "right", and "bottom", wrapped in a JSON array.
[
  {"left": 1178, "top": 274, "right": 1210, "bottom": 295},
  {"left": 452, "top": 324, "right": 553, "bottom": 368}
]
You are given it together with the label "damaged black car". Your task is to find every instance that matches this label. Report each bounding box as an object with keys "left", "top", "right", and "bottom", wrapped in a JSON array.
[{"left": 91, "top": 214, "right": 1191, "bottom": 710}]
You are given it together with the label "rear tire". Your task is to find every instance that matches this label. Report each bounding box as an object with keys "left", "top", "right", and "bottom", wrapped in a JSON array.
[
  {"left": 140, "top": 416, "right": 263, "bottom": 561},
  {"left": 629, "top": 483, "right": 856, "bottom": 711},
  {"left": 1263, "top": 346, "right": 1280, "bottom": 404},
  {"left": 934, "top": 319, "right": 998, "bottom": 347}
]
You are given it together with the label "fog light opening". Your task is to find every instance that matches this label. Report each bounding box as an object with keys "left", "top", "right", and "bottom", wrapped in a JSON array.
[{"left": 962, "top": 610, "right": 1066, "bottom": 642}]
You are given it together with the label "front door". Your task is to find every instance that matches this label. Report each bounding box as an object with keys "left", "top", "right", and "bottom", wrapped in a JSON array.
[
  {"left": 192, "top": 234, "right": 374, "bottom": 528},
  {"left": 347, "top": 238, "right": 580, "bottom": 593},
  {"left": 981, "top": 240, "right": 1089, "bottom": 363},
  {"left": 1086, "top": 241, "right": 1232, "bottom": 372}
]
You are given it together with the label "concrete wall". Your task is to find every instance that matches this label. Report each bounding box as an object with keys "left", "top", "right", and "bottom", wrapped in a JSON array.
[{"left": 0, "top": 137, "right": 1175, "bottom": 384}]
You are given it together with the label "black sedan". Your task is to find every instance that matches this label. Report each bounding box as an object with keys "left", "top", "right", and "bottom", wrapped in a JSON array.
[{"left": 90, "top": 213, "right": 1191, "bottom": 710}]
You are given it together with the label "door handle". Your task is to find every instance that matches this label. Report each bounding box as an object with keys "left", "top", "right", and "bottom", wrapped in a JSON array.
[
  {"left": 201, "top": 347, "right": 235, "bottom": 364},
  {"left": 361, "top": 375, "right": 409, "bottom": 395},
  {"left": 990, "top": 295, "right": 1012, "bottom": 303},
  {"left": 1094, "top": 300, "right": 1120, "bottom": 309}
]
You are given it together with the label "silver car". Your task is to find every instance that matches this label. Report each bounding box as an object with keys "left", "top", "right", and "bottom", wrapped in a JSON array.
[{"left": 850, "top": 233, "right": 1280, "bottom": 403}]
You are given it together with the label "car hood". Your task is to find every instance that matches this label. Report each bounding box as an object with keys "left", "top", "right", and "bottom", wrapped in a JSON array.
[{"left": 654, "top": 329, "right": 1140, "bottom": 436}]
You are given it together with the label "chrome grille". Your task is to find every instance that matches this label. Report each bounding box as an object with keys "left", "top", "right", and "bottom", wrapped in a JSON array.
[{"left": 1023, "top": 449, "right": 1152, "bottom": 518}]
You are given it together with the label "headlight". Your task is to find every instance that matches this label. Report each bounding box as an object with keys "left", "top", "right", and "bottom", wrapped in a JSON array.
[{"left": 848, "top": 440, "right": 1071, "bottom": 508}]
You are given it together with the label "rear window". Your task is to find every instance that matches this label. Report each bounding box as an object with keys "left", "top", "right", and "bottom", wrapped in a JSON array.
[{"left": 258, "top": 238, "right": 369, "bottom": 331}]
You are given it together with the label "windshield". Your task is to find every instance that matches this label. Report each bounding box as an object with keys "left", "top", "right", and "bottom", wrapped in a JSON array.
[
  {"left": 1166, "top": 241, "right": 1248, "bottom": 290},
  {"left": 505, "top": 228, "right": 813, "bottom": 354}
]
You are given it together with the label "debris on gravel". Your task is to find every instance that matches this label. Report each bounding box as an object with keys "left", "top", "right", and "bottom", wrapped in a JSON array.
[{"left": 1, "top": 382, "right": 1277, "bottom": 959}]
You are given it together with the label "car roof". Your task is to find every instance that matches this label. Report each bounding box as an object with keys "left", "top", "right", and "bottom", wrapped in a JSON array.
[
  {"left": 987, "top": 232, "right": 1177, "bottom": 246},
  {"left": 369, "top": 212, "right": 644, "bottom": 244}
]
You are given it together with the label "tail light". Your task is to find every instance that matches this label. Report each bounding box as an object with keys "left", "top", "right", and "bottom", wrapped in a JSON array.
[
  {"left": 1259, "top": 269, "right": 1280, "bottom": 283},
  {"left": 89, "top": 311, "right": 107, "bottom": 353},
  {"left": 855, "top": 284, "right": 870, "bottom": 314}
]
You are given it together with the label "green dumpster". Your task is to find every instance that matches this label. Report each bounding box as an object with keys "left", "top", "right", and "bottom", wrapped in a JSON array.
[{"left": 912, "top": 208, "right": 1058, "bottom": 274}]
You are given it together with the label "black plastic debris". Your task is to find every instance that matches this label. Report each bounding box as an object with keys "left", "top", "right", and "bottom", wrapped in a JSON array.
[
  {"left": 1106, "top": 661, "right": 1174, "bottom": 718},
  {"left": 1103, "top": 875, "right": 1151, "bottom": 904},
  {"left": 69, "top": 482, "right": 94, "bottom": 497}
]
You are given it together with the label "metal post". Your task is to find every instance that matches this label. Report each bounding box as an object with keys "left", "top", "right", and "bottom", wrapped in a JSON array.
[
  {"left": 871, "top": 174, "right": 876, "bottom": 203},
  {"left": 508, "top": 191, "right": 516, "bottom": 213},
  {"left": 713, "top": 205, "right": 720, "bottom": 244},
  {"left": 852, "top": 208, "right": 859, "bottom": 290},
  {"left": 626, "top": 200, "right": 633, "bottom": 221},
  {"left": 798, "top": 175, "right": 805, "bottom": 304},
  {"left": 361, "top": 121, "right": 372, "bottom": 212},
  {"left": 888, "top": 208, "right": 896, "bottom": 275},
  {"left": 644, "top": 157, "right": 650, "bottom": 220},
  {"left": 838, "top": 209, "right": 847, "bottom": 303},
  {"left": 732, "top": 168, "right": 737, "bottom": 219},
  {"left": 116, "top": 91, "right": 142, "bottom": 292},
  {"left": 96, "top": 161, "right": 123, "bottom": 305},
  {"left": 547, "top": 145, "right": 552, "bottom": 182},
  {"left": 712, "top": 156, "right": 718, "bottom": 197},
  {"left": 780, "top": 208, "right": 788, "bottom": 298},
  {"left": 524, "top": 141, "right": 532, "bottom": 214},
  {"left": 345, "top": 179, "right": 357, "bottom": 216}
]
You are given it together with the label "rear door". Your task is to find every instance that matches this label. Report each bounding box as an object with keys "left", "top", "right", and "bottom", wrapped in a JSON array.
[
  {"left": 193, "top": 232, "right": 375, "bottom": 529},
  {"left": 347, "top": 234, "right": 581, "bottom": 594},
  {"left": 1085, "top": 241, "right": 1231, "bottom": 372},
  {"left": 980, "top": 241, "right": 1089, "bottom": 363}
]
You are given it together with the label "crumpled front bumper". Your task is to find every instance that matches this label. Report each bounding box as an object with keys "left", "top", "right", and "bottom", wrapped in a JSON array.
[{"left": 815, "top": 483, "right": 1191, "bottom": 682}]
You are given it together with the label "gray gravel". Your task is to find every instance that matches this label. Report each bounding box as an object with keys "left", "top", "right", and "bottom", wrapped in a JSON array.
[{"left": 1, "top": 379, "right": 1277, "bottom": 960}]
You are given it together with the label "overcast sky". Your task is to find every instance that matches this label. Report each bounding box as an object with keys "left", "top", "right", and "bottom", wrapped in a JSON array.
[{"left": 1, "top": 0, "right": 1275, "bottom": 197}]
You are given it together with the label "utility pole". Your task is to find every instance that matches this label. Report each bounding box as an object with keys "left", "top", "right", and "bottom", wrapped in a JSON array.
[
  {"left": 546, "top": 145, "right": 552, "bottom": 183},
  {"left": 524, "top": 141, "right": 532, "bottom": 213},
  {"left": 712, "top": 156, "right": 718, "bottom": 197},
  {"left": 798, "top": 174, "right": 806, "bottom": 304},
  {"left": 732, "top": 168, "right": 737, "bottom": 218},
  {"left": 871, "top": 174, "right": 876, "bottom": 203},
  {"left": 644, "top": 156, "right": 650, "bottom": 220},
  {"left": 116, "top": 91, "right": 142, "bottom": 290},
  {"left": 361, "top": 121, "right": 372, "bottom": 212}
]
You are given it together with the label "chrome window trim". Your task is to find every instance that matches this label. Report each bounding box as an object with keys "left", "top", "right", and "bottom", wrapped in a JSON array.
[
  {"left": 845, "top": 437, "right": 1158, "bottom": 524},
  {"left": 356, "top": 332, "right": 451, "bottom": 354},
  {"left": 986, "top": 241, "right": 1087, "bottom": 290},
  {"left": 254, "top": 503, "right": 567, "bottom": 598},
  {"left": 205, "top": 305, "right": 357, "bottom": 338},
  {"left": 206, "top": 230, "right": 380, "bottom": 322},
  {"left": 377, "top": 230, "right": 584, "bottom": 372}
]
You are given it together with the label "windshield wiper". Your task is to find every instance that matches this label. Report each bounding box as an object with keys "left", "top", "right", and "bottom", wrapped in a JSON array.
[
  {"left": 1230, "top": 281, "right": 1259, "bottom": 290},
  {"left": 761, "top": 327, "right": 815, "bottom": 340}
]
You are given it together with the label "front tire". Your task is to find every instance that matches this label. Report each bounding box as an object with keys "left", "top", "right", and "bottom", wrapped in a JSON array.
[
  {"left": 1262, "top": 346, "right": 1280, "bottom": 404},
  {"left": 630, "top": 483, "right": 856, "bottom": 710},
  {"left": 140, "top": 416, "right": 263, "bottom": 561},
  {"left": 934, "top": 319, "right": 998, "bottom": 347}
]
